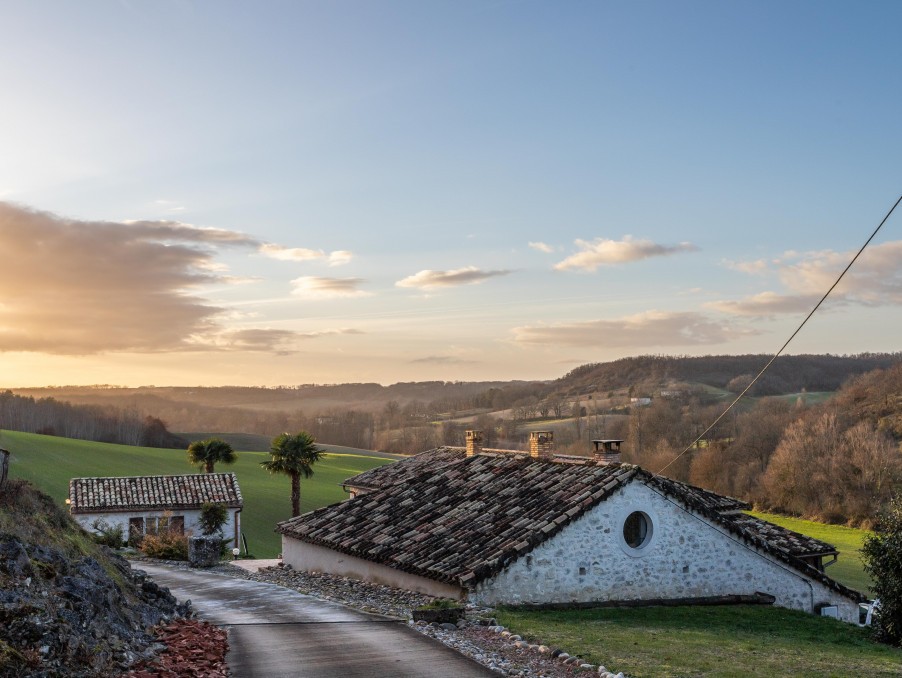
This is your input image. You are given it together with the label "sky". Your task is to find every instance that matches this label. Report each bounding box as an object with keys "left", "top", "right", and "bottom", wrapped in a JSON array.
[{"left": 1, "top": 0, "right": 901, "bottom": 388}]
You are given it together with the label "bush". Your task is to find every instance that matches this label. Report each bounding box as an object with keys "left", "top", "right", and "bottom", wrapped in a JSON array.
[
  {"left": 862, "top": 495, "right": 902, "bottom": 646},
  {"left": 140, "top": 531, "right": 189, "bottom": 560},
  {"left": 198, "top": 502, "right": 229, "bottom": 537},
  {"left": 418, "top": 597, "right": 461, "bottom": 610},
  {"left": 89, "top": 518, "right": 124, "bottom": 548}
]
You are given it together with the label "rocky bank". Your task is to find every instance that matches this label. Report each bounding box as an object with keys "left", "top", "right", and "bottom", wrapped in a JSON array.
[{"left": 0, "top": 480, "right": 189, "bottom": 677}]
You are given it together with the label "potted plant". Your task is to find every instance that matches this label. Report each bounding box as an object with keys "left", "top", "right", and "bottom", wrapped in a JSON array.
[{"left": 412, "top": 598, "right": 465, "bottom": 624}]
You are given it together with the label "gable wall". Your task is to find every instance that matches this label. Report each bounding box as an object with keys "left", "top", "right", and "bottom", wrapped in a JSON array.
[{"left": 471, "top": 482, "right": 859, "bottom": 622}]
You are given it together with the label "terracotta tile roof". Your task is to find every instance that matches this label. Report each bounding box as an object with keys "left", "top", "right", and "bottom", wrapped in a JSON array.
[
  {"left": 720, "top": 513, "right": 838, "bottom": 558},
  {"left": 286, "top": 451, "right": 863, "bottom": 601},
  {"left": 644, "top": 473, "right": 750, "bottom": 513},
  {"left": 342, "top": 446, "right": 465, "bottom": 491},
  {"left": 68, "top": 473, "right": 243, "bottom": 513}
]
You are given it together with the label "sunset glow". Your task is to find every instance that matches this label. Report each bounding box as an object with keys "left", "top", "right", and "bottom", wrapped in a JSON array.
[{"left": 2, "top": 2, "right": 901, "bottom": 387}]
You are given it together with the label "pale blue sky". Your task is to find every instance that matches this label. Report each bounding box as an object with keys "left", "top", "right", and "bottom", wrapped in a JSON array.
[{"left": 1, "top": 1, "right": 900, "bottom": 386}]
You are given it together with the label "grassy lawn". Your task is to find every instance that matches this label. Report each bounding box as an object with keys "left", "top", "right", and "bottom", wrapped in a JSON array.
[
  {"left": 749, "top": 511, "right": 872, "bottom": 594},
  {"left": 1, "top": 430, "right": 390, "bottom": 557},
  {"left": 496, "top": 605, "right": 902, "bottom": 677}
]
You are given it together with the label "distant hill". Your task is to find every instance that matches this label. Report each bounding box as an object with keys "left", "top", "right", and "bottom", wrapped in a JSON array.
[
  {"left": 5, "top": 353, "right": 897, "bottom": 442},
  {"left": 10, "top": 381, "right": 524, "bottom": 413},
  {"left": 551, "top": 353, "right": 901, "bottom": 398}
]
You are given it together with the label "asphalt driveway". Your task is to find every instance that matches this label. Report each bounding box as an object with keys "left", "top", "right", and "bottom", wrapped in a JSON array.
[{"left": 135, "top": 562, "right": 497, "bottom": 678}]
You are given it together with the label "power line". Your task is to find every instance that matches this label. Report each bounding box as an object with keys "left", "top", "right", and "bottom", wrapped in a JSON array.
[{"left": 654, "top": 193, "right": 902, "bottom": 477}]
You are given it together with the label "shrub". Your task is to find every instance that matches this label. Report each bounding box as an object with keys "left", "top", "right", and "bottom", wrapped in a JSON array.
[
  {"left": 140, "top": 531, "right": 189, "bottom": 560},
  {"left": 862, "top": 495, "right": 902, "bottom": 646},
  {"left": 198, "top": 502, "right": 229, "bottom": 537},
  {"left": 418, "top": 597, "right": 461, "bottom": 610},
  {"left": 89, "top": 518, "right": 124, "bottom": 548}
]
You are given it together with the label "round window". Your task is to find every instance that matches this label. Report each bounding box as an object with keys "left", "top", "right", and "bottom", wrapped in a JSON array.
[{"left": 623, "top": 511, "right": 651, "bottom": 549}]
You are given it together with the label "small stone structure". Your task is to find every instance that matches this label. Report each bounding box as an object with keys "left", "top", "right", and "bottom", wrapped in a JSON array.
[{"left": 189, "top": 536, "right": 223, "bottom": 568}]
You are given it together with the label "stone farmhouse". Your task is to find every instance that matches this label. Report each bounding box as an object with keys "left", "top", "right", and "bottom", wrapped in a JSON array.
[
  {"left": 68, "top": 473, "right": 243, "bottom": 547},
  {"left": 278, "top": 431, "right": 863, "bottom": 623}
]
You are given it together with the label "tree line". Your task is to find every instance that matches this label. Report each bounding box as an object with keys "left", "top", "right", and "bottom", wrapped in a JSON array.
[{"left": 0, "top": 390, "right": 186, "bottom": 448}]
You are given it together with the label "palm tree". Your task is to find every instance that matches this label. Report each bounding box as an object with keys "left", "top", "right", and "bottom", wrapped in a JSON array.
[
  {"left": 260, "top": 431, "right": 325, "bottom": 517},
  {"left": 187, "top": 438, "right": 237, "bottom": 473}
]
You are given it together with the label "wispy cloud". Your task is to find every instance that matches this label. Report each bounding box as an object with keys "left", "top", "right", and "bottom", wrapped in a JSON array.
[
  {"left": 290, "top": 276, "right": 372, "bottom": 299},
  {"left": 706, "top": 292, "right": 821, "bottom": 317},
  {"left": 396, "top": 266, "right": 511, "bottom": 289},
  {"left": 215, "top": 329, "right": 305, "bottom": 355},
  {"left": 713, "top": 241, "right": 902, "bottom": 317},
  {"left": 554, "top": 235, "right": 698, "bottom": 272},
  {"left": 409, "top": 355, "right": 480, "bottom": 365},
  {"left": 259, "top": 243, "right": 354, "bottom": 265},
  {"left": 153, "top": 199, "right": 187, "bottom": 214},
  {"left": 513, "top": 311, "right": 754, "bottom": 347},
  {"left": 207, "top": 327, "right": 364, "bottom": 355},
  {"left": 722, "top": 258, "right": 770, "bottom": 275},
  {"left": 528, "top": 241, "right": 554, "bottom": 253}
]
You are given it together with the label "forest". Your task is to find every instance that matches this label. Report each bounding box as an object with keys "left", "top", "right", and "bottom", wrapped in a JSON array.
[{"left": 0, "top": 390, "right": 186, "bottom": 448}]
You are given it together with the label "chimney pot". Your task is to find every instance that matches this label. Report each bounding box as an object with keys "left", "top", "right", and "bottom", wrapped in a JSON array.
[{"left": 593, "top": 439, "right": 623, "bottom": 464}]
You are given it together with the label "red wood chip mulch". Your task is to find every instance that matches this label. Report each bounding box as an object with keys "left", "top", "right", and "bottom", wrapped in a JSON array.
[{"left": 123, "top": 618, "right": 229, "bottom": 678}]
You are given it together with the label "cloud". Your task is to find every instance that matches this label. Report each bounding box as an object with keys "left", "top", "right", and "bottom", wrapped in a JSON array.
[
  {"left": 0, "top": 202, "right": 255, "bottom": 354},
  {"left": 722, "top": 258, "right": 770, "bottom": 275},
  {"left": 0, "top": 201, "right": 361, "bottom": 355},
  {"left": 328, "top": 250, "right": 353, "bottom": 266},
  {"left": 554, "top": 236, "right": 698, "bottom": 272},
  {"left": 409, "top": 355, "right": 479, "bottom": 365},
  {"left": 713, "top": 241, "right": 902, "bottom": 317},
  {"left": 260, "top": 243, "right": 354, "bottom": 266},
  {"left": 396, "top": 266, "right": 511, "bottom": 289},
  {"left": 513, "top": 311, "right": 755, "bottom": 348},
  {"left": 208, "top": 327, "right": 364, "bottom": 355},
  {"left": 528, "top": 241, "right": 554, "bottom": 254},
  {"left": 290, "top": 276, "right": 372, "bottom": 299},
  {"left": 706, "top": 292, "right": 821, "bottom": 317},
  {"left": 216, "top": 329, "right": 304, "bottom": 355}
]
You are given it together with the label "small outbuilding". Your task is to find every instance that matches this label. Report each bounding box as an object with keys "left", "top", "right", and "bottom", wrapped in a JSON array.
[
  {"left": 279, "top": 431, "right": 863, "bottom": 623},
  {"left": 68, "top": 473, "right": 243, "bottom": 547}
]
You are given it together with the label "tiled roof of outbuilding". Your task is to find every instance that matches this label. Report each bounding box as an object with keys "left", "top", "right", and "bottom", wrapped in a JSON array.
[
  {"left": 343, "top": 447, "right": 464, "bottom": 491},
  {"left": 69, "top": 473, "right": 243, "bottom": 513}
]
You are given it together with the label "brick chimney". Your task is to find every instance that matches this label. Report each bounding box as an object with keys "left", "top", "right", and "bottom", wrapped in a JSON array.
[
  {"left": 465, "top": 430, "right": 484, "bottom": 457},
  {"left": 529, "top": 431, "right": 554, "bottom": 459},
  {"left": 593, "top": 439, "right": 623, "bottom": 464}
]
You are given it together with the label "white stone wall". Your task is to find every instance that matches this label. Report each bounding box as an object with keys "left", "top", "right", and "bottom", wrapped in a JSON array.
[
  {"left": 73, "top": 508, "right": 241, "bottom": 547},
  {"left": 282, "top": 537, "right": 465, "bottom": 599},
  {"left": 470, "top": 482, "right": 860, "bottom": 623}
]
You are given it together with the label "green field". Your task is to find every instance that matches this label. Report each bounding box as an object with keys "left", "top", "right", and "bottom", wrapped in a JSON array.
[
  {"left": 749, "top": 510, "right": 871, "bottom": 593},
  {"left": 496, "top": 605, "right": 902, "bottom": 678},
  {"left": 1, "top": 430, "right": 390, "bottom": 557}
]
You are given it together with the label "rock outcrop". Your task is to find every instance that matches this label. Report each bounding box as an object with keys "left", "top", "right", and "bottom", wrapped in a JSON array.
[{"left": 0, "top": 480, "right": 189, "bottom": 677}]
